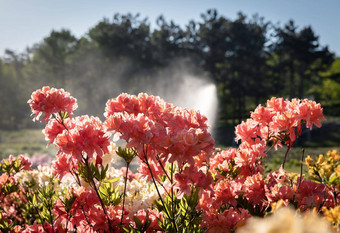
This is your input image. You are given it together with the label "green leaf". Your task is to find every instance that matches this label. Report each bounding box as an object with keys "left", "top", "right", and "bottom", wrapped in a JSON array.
[
  {"left": 328, "top": 172, "right": 338, "bottom": 185},
  {"left": 100, "top": 164, "right": 109, "bottom": 180},
  {"left": 155, "top": 200, "right": 164, "bottom": 211},
  {"left": 134, "top": 216, "right": 142, "bottom": 229},
  {"left": 32, "top": 194, "right": 37, "bottom": 206},
  {"left": 308, "top": 176, "right": 322, "bottom": 183},
  {"left": 104, "top": 177, "right": 120, "bottom": 183},
  {"left": 144, "top": 211, "right": 151, "bottom": 230},
  {"left": 99, "top": 185, "right": 109, "bottom": 197}
]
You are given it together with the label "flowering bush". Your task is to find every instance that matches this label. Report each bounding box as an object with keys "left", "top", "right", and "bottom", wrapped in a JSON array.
[{"left": 0, "top": 86, "right": 339, "bottom": 232}]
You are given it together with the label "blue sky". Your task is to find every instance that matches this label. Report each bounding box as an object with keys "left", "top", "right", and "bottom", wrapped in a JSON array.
[{"left": 1, "top": 0, "right": 339, "bottom": 56}]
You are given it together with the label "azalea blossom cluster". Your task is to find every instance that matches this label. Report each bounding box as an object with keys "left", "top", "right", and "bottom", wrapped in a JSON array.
[
  {"left": 236, "top": 97, "right": 325, "bottom": 148},
  {"left": 104, "top": 93, "right": 215, "bottom": 202},
  {"left": 0, "top": 86, "right": 339, "bottom": 233},
  {"left": 28, "top": 86, "right": 78, "bottom": 122},
  {"left": 0, "top": 155, "right": 32, "bottom": 232},
  {"left": 104, "top": 92, "right": 214, "bottom": 167},
  {"left": 199, "top": 98, "right": 335, "bottom": 232}
]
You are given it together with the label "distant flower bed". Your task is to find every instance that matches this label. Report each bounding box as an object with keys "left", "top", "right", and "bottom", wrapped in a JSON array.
[{"left": 0, "top": 86, "right": 338, "bottom": 232}]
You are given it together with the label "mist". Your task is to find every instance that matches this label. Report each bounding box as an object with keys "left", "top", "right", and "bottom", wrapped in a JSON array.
[
  {"left": 140, "top": 60, "right": 218, "bottom": 131},
  {"left": 64, "top": 56, "right": 218, "bottom": 132}
]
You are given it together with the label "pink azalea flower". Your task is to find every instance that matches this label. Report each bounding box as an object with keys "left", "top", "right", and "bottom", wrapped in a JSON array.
[
  {"left": 214, "top": 179, "right": 238, "bottom": 207},
  {"left": 235, "top": 119, "right": 259, "bottom": 143},
  {"left": 104, "top": 93, "right": 214, "bottom": 170},
  {"left": 56, "top": 115, "right": 111, "bottom": 163},
  {"left": 52, "top": 153, "right": 78, "bottom": 181},
  {"left": 201, "top": 208, "right": 250, "bottom": 233},
  {"left": 43, "top": 118, "right": 74, "bottom": 145},
  {"left": 28, "top": 86, "right": 77, "bottom": 122},
  {"left": 302, "top": 99, "right": 326, "bottom": 129},
  {"left": 22, "top": 221, "right": 53, "bottom": 233},
  {"left": 251, "top": 105, "right": 274, "bottom": 125},
  {"left": 18, "top": 154, "right": 32, "bottom": 171},
  {"left": 295, "top": 178, "right": 334, "bottom": 210},
  {"left": 243, "top": 173, "right": 266, "bottom": 206}
]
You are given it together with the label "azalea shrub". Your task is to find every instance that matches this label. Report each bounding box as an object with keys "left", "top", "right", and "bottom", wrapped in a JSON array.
[{"left": 0, "top": 86, "right": 339, "bottom": 232}]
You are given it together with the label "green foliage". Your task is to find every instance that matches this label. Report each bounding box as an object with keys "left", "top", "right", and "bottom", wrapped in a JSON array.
[
  {"left": 22, "top": 179, "right": 58, "bottom": 226},
  {"left": 320, "top": 58, "right": 340, "bottom": 81},
  {"left": 0, "top": 157, "right": 23, "bottom": 175},
  {"left": 116, "top": 147, "right": 136, "bottom": 164},
  {"left": 78, "top": 162, "right": 109, "bottom": 183},
  {"left": 62, "top": 191, "right": 77, "bottom": 214},
  {"left": 99, "top": 178, "right": 121, "bottom": 206},
  {"left": 308, "top": 58, "right": 340, "bottom": 116},
  {"left": 236, "top": 194, "right": 266, "bottom": 217},
  {"left": 0, "top": 212, "right": 16, "bottom": 232},
  {"left": 156, "top": 188, "right": 203, "bottom": 233},
  {"left": 0, "top": 178, "right": 19, "bottom": 196}
]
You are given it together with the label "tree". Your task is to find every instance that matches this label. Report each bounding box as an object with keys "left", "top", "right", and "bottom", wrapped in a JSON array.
[
  {"left": 89, "top": 13, "right": 152, "bottom": 66},
  {"left": 311, "top": 58, "right": 340, "bottom": 116},
  {"left": 151, "top": 16, "right": 185, "bottom": 66},
  {"left": 196, "top": 10, "right": 232, "bottom": 123},
  {"left": 197, "top": 11, "right": 269, "bottom": 123},
  {"left": 274, "top": 21, "right": 334, "bottom": 98},
  {"left": 197, "top": 9, "right": 231, "bottom": 82},
  {"left": 0, "top": 53, "right": 27, "bottom": 129},
  {"left": 33, "top": 29, "right": 78, "bottom": 87},
  {"left": 226, "top": 14, "right": 269, "bottom": 122}
]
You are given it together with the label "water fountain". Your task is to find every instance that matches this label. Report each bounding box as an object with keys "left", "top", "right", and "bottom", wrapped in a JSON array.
[{"left": 152, "top": 74, "right": 218, "bottom": 132}]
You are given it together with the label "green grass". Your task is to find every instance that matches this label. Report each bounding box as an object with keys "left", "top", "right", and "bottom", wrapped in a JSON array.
[{"left": 0, "top": 129, "right": 57, "bottom": 160}]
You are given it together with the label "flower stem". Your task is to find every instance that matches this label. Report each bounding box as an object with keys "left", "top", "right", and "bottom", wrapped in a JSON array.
[
  {"left": 282, "top": 145, "right": 291, "bottom": 169},
  {"left": 298, "top": 149, "right": 305, "bottom": 190},
  {"left": 156, "top": 154, "right": 171, "bottom": 181},
  {"left": 120, "top": 162, "right": 130, "bottom": 225},
  {"left": 171, "top": 162, "right": 175, "bottom": 221},
  {"left": 142, "top": 145, "right": 177, "bottom": 232},
  {"left": 84, "top": 158, "right": 114, "bottom": 233}
]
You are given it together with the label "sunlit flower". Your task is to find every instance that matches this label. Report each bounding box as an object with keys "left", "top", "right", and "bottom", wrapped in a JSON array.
[
  {"left": 28, "top": 86, "right": 77, "bottom": 122},
  {"left": 56, "top": 115, "right": 111, "bottom": 164}
]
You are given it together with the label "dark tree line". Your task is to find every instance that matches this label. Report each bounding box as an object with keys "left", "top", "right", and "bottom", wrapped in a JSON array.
[{"left": 1, "top": 10, "right": 339, "bottom": 138}]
